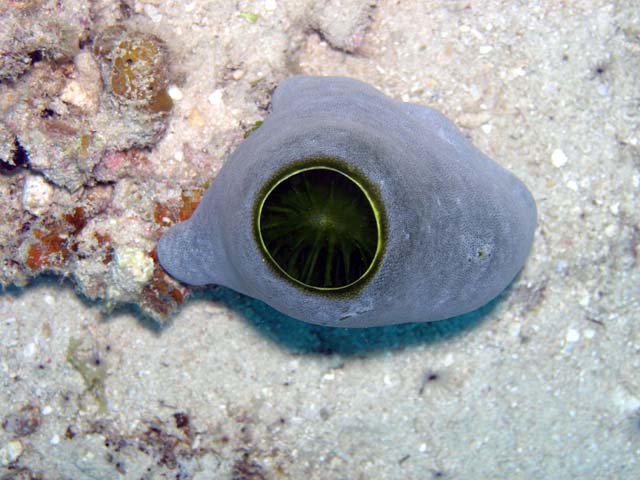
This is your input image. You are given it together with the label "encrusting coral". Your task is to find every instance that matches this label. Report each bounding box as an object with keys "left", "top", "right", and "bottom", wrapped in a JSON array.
[{"left": 0, "top": 17, "right": 186, "bottom": 320}]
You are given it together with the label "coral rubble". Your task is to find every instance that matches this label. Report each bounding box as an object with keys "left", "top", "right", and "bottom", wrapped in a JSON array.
[{"left": 0, "top": 14, "right": 186, "bottom": 320}]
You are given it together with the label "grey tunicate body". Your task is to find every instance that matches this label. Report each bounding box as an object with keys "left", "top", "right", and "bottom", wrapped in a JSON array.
[{"left": 157, "top": 76, "right": 536, "bottom": 327}]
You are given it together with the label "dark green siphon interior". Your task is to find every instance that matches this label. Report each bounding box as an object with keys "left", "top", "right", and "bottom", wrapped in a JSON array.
[{"left": 255, "top": 158, "right": 385, "bottom": 293}]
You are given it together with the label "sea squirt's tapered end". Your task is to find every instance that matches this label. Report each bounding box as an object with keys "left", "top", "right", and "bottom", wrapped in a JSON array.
[
  {"left": 157, "top": 221, "right": 198, "bottom": 285},
  {"left": 157, "top": 219, "right": 219, "bottom": 287}
]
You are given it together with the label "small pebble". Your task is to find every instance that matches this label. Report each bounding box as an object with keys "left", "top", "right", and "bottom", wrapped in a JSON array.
[
  {"left": 112, "top": 246, "right": 155, "bottom": 294},
  {"left": 23, "top": 342, "right": 36, "bottom": 358},
  {"left": 187, "top": 107, "right": 206, "bottom": 127},
  {"left": 167, "top": 85, "right": 183, "bottom": 101},
  {"left": 22, "top": 174, "right": 54, "bottom": 216},
  {"left": 604, "top": 224, "right": 618, "bottom": 238},
  {"left": 208, "top": 89, "right": 224, "bottom": 106},
  {"left": 322, "top": 372, "right": 335, "bottom": 381},
  {"left": 579, "top": 177, "right": 591, "bottom": 189},
  {"left": 469, "top": 28, "right": 483, "bottom": 40},
  {"left": 144, "top": 4, "right": 162, "bottom": 23},
  {"left": 0, "top": 440, "right": 23, "bottom": 466},
  {"left": 50, "top": 434, "right": 60, "bottom": 445},
  {"left": 609, "top": 203, "right": 620, "bottom": 215},
  {"left": 61, "top": 80, "right": 98, "bottom": 113},
  {"left": 509, "top": 322, "right": 521, "bottom": 337},
  {"left": 551, "top": 149, "right": 568, "bottom": 168},
  {"left": 42, "top": 405, "right": 53, "bottom": 415},
  {"left": 481, "top": 123, "right": 493, "bottom": 134},
  {"left": 566, "top": 328, "right": 580, "bottom": 343},
  {"left": 479, "top": 45, "right": 493, "bottom": 54}
]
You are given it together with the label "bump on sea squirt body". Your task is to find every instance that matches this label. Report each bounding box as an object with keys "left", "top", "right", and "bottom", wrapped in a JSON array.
[{"left": 157, "top": 76, "right": 536, "bottom": 327}]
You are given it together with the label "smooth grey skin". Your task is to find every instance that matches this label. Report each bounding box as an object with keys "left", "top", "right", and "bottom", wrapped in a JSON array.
[{"left": 157, "top": 76, "right": 536, "bottom": 327}]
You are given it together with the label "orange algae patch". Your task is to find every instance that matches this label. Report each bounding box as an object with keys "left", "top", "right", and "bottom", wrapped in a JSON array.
[
  {"left": 94, "top": 26, "right": 173, "bottom": 113},
  {"left": 153, "top": 202, "right": 175, "bottom": 226},
  {"left": 111, "top": 37, "right": 173, "bottom": 113},
  {"left": 178, "top": 190, "right": 202, "bottom": 221},
  {"left": 94, "top": 232, "right": 113, "bottom": 265},
  {"left": 79, "top": 134, "right": 92, "bottom": 159},
  {"left": 142, "top": 248, "right": 188, "bottom": 315},
  {"left": 25, "top": 207, "right": 88, "bottom": 271},
  {"left": 64, "top": 207, "right": 88, "bottom": 234},
  {"left": 145, "top": 189, "right": 201, "bottom": 315},
  {"left": 153, "top": 189, "right": 203, "bottom": 227},
  {"left": 26, "top": 230, "right": 69, "bottom": 269}
]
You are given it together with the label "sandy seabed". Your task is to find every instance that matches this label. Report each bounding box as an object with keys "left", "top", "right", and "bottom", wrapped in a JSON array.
[{"left": 1, "top": 1, "right": 639, "bottom": 479}]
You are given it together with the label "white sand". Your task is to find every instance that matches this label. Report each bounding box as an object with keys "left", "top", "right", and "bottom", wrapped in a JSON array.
[{"left": 1, "top": 1, "right": 639, "bottom": 478}]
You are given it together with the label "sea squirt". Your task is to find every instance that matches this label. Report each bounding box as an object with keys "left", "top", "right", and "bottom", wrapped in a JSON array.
[{"left": 157, "top": 76, "right": 536, "bottom": 327}]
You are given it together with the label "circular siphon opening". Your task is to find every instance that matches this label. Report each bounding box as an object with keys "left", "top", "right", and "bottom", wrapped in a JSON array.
[{"left": 257, "top": 166, "right": 381, "bottom": 290}]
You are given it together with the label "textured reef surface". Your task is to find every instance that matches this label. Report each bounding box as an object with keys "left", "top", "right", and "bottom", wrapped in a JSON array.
[
  {"left": 0, "top": 1, "right": 639, "bottom": 479},
  {"left": 0, "top": 0, "right": 379, "bottom": 323}
]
